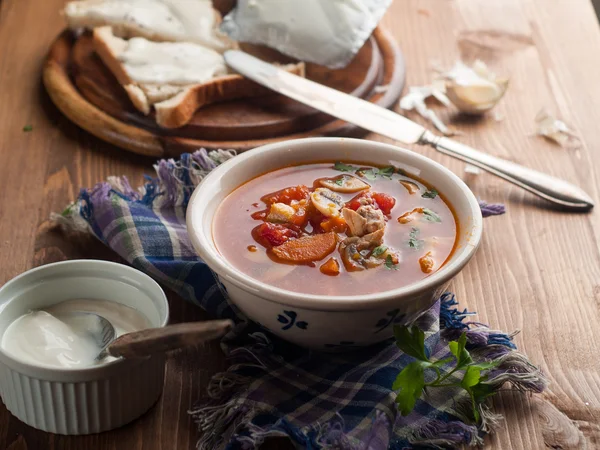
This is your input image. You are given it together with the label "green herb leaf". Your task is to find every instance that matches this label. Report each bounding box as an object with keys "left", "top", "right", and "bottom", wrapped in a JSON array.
[
  {"left": 460, "top": 365, "right": 482, "bottom": 389},
  {"left": 372, "top": 245, "right": 388, "bottom": 257},
  {"left": 392, "top": 330, "right": 501, "bottom": 422},
  {"left": 393, "top": 325, "right": 429, "bottom": 361},
  {"left": 448, "top": 333, "right": 473, "bottom": 369},
  {"left": 360, "top": 168, "right": 378, "bottom": 181},
  {"left": 23, "top": 125, "right": 33, "bottom": 132},
  {"left": 422, "top": 188, "right": 438, "bottom": 199},
  {"left": 334, "top": 162, "right": 357, "bottom": 172},
  {"left": 385, "top": 254, "right": 398, "bottom": 270},
  {"left": 393, "top": 361, "right": 427, "bottom": 415},
  {"left": 431, "top": 356, "right": 455, "bottom": 367},
  {"left": 60, "top": 203, "right": 75, "bottom": 217},
  {"left": 378, "top": 166, "right": 395, "bottom": 179},
  {"left": 467, "top": 381, "right": 497, "bottom": 404},
  {"left": 463, "top": 379, "right": 497, "bottom": 422},
  {"left": 422, "top": 208, "right": 442, "bottom": 223},
  {"left": 354, "top": 166, "right": 395, "bottom": 181},
  {"left": 470, "top": 361, "right": 500, "bottom": 371},
  {"left": 334, "top": 178, "right": 344, "bottom": 186},
  {"left": 408, "top": 227, "right": 424, "bottom": 250}
]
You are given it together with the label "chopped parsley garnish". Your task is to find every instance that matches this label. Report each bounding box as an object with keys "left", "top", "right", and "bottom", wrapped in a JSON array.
[
  {"left": 422, "top": 208, "right": 441, "bottom": 223},
  {"left": 334, "top": 162, "right": 396, "bottom": 180},
  {"left": 393, "top": 327, "right": 500, "bottom": 420},
  {"left": 23, "top": 125, "right": 33, "bottom": 132},
  {"left": 333, "top": 162, "right": 358, "bottom": 172},
  {"left": 359, "top": 168, "right": 378, "bottom": 181},
  {"left": 421, "top": 188, "right": 438, "bottom": 199},
  {"left": 334, "top": 178, "right": 344, "bottom": 186},
  {"left": 408, "top": 227, "right": 424, "bottom": 250},
  {"left": 385, "top": 254, "right": 398, "bottom": 270},
  {"left": 378, "top": 166, "right": 395, "bottom": 179},
  {"left": 372, "top": 245, "right": 388, "bottom": 257}
]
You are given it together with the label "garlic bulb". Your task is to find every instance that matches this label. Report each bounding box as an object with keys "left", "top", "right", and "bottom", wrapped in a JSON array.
[{"left": 441, "top": 60, "right": 508, "bottom": 114}]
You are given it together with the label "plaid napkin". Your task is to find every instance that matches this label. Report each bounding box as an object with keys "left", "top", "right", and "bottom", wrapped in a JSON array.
[{"left": 58, "top": 149, "right": 544, "bottom": 449}]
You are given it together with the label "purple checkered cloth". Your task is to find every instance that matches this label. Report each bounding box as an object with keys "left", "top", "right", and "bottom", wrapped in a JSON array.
[{"left": 58, "top": 149, "right": 543, "bottom": 449}]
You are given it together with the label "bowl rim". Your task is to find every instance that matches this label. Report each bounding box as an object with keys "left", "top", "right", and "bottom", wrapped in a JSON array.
[
  {"left": 0, "top": 259, "right": 169, "bottom": 377},
  {"left": 187, "top": 137, "right": 483, "bottom": 312}
]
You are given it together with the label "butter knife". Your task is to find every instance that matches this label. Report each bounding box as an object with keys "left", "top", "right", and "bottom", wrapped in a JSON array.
[{"left": 224, "top": 50, "right": 594, "bottom": 211}]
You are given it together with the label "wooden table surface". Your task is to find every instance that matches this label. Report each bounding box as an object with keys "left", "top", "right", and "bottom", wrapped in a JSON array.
[{"left": 1, "top": 0, "right": 600, "bottom": 448}]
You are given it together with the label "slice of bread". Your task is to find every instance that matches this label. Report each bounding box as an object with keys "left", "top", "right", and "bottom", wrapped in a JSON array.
[
  {"left": 92, "top": 27, "right": 306, "bottom": 128},
  {"left": 64, "top": 0, "right": 237, "bottom": 52}
]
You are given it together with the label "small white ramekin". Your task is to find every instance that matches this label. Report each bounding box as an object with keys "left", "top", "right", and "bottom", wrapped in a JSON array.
[
  {"left": 187, "top": 137, "right": 483, "bottom": 349},
  {"left": 0, "top": 260, "right": 169, "bottom": 435}
]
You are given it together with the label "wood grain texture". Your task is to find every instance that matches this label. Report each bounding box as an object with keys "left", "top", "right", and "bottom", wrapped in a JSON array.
[{"left": 0, "top": 0, "right": 599, "bottom": 449}]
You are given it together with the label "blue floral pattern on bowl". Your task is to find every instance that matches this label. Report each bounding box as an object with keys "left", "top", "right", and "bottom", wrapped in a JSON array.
[
  {"left": 277, "top": 310, "right": 308, "bottom": 331},
  {"left": 374, "top": 308, "right": 406, "bottom": 333}
]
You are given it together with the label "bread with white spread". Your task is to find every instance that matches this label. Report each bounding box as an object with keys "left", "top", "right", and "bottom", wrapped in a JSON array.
[
  {"left": 92, "top": 26, "right": 305, "bottom": 128},
  {"left": 64, "top": 0, "right": 236, "bottom": 52}
]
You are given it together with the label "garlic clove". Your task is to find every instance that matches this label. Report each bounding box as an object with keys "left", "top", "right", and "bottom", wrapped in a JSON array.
[
  {"left": 440, "top": 60, "right": 508, "bottom": 114},
  {"left": 444, "top": 77, "right": 508, "bottom": 114}
]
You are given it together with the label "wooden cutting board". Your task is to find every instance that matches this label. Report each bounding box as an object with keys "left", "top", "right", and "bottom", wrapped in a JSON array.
[{"left": 43, "top": 27, "right": 405, "bottom": 157}]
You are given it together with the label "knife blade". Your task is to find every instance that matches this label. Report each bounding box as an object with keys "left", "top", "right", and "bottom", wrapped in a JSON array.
[
  {"left": 224, "top": 50, "right": 594, "bottom": 211},
  {"left": 226, "top": 50, "right": 425, "bottom": 144}
]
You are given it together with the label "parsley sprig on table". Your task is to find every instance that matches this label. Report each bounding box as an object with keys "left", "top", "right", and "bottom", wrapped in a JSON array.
[{"left": 393, "top": 326, "right": 499, "bottom": 421}]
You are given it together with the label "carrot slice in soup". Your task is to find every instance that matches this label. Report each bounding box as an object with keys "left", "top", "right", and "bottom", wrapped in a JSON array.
[
  {"left": 419, "top": 251, "right": 435, "bottom": 273},
  {"left": 320, "top": 257, "right": 340, "bottom": 276},
  {"left": 271, "top": 232, "right": 337, "bottom": 263},
  {"left": 320, "top": 216, "right": 348, "bottom": 233}
]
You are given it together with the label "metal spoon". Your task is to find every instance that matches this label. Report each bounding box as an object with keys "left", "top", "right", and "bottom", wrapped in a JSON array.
[{"left": 62, "top": 312, "right": 234, "bottom": 360}]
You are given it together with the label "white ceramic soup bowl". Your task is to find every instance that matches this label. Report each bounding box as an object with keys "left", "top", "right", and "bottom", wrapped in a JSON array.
[
  {"left": 187, "top": 138, "right": 482, "bottom": 350},
  {"left": 0, "top": 260, "right": 169, "bottom": 434}
]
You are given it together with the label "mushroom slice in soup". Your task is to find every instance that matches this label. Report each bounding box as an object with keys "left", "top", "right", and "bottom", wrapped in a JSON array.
[
  {"left": 310, "top": 188, "right": 344, "bottom": 217},
  {"left": 339, "top": 229, "right": 388, "bottom": 271},
  {"left": 398, "top": 207, "right": 424, "bottom": 224},
  {"left": 399, "top": 180, "right": 420, "bottom": 195},
  {"left": 319, "top": 175, "right": 370, "bottom": 193}
]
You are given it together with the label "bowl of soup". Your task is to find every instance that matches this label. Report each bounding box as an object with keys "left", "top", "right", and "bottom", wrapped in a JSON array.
[{"left": 187, "top": 138, "right": 482, "bottom": 349}]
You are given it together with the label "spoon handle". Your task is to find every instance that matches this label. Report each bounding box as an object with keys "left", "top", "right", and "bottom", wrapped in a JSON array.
[
  {"left": 421, "top": 131, "right": 595, "bottom": 211},
  {"left": 107, "top": 319, "right": 234, "bottom": 359}
]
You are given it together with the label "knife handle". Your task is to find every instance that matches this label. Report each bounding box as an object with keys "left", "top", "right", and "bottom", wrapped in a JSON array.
[{"left": 420, "top": 131, "right": 594, "bottom": 211}]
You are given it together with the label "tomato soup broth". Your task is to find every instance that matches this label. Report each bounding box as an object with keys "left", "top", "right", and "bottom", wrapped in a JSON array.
[{"left": 213, "top": 162, "right": 458, "bottom": 296}]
